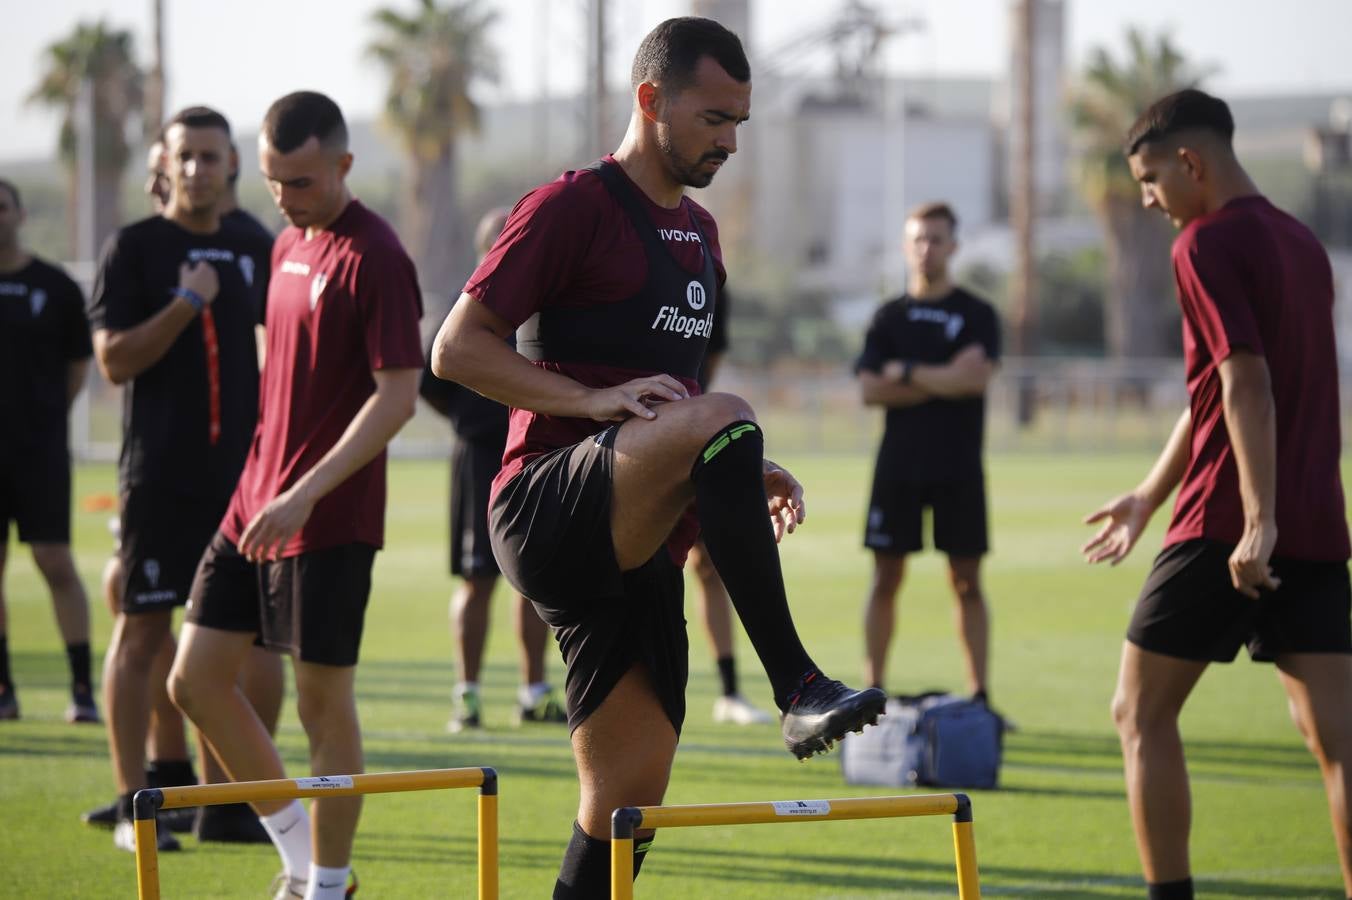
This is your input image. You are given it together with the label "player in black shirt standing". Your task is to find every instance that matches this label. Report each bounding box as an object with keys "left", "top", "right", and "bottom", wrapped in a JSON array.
[
  {"left": 855, "top": 202, "right": 1000, "bottom": 703},
  {"left": 420, "top": 208, "right": 567, "bottom": 731},
  {"left": 0, "top": 178, "right": 97, "bottom": 724},
  {"left": 88, "top": 107, "right": 280, "bottom": 852}
]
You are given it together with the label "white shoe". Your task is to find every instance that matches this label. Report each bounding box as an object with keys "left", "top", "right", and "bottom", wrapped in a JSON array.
[
  {"left": 113, "top": 817, "right": 180, "bottom": 853},
  {"left": 713, "top": 693, "right": 774, "bottom": 725},
  {"left": 270, "top": 871, "right": 306, "bottom": 900}
]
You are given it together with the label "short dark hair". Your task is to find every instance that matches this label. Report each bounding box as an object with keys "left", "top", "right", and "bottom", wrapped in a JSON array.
[
  {"left": 1125, "top": 88, "right": 1234, "bottom": 156},
  {"left": 630, "top": 17, "right": 750, "bottom": 92},
  {"left": 0, "top": 178, "right": 21, "bottom": 210},
  {"left": 262, "top": 91, "right": 348, "bottom": 154},
  {"left": 165, "top": 105, "right": 232, "bottom": 137},
  {"left": 908, "top": 201, "right": 958, "bottom": 233}
]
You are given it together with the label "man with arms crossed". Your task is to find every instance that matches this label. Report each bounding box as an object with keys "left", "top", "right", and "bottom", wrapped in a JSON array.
[
  {"left": 1084, "top": 89, "right": 1352, "bottom": 900},
  {"left": 89, "top": 107, "right": 280, "bottom": 852},
  {"left": 420, "top": 207, "right": 566, "bottom": 731},
  {"left": 0, "top": 177, "right": 97, "bottom": 724},
  {"left": 170, "top": 91, "right": 423, "bottom": 900},
  {"left": 433, "top": 18, "right": 883, "bottom": 897},
  {"left": 855, "top": 202, "right": 1000, "bottom": 701}
]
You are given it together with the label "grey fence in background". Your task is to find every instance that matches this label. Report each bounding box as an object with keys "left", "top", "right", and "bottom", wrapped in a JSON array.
[{"left": 75, "top": 357, "right": 1311, "bottom": 462}]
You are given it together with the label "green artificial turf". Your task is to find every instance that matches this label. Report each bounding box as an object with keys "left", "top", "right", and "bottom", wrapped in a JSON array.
[{"left": 0, "top": 453, "right": 1343, "bottom": 898}]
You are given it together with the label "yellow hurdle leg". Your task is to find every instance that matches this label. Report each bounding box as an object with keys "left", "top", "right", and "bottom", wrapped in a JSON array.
[
  {"left": 133, "top": 791, "right": 163, "bottom": 900},
  {"left": 952, "top": 820, "right": 981, "bottom": 899},
  {"left": 610, "top": 836, "right": 635, "bottom": 900},
  {"left": 478, "top": 788, "right": 499, "bottom": 900}
]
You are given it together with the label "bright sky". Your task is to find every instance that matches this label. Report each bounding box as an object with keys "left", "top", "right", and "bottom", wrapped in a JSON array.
[{"left": 4, "top": 0, "right": 1351, "bottom": 163}]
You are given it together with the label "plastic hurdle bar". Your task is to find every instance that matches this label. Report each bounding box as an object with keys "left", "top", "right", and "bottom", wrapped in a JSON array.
[
  {"left": 610, "top": 792, "right": 980, "bottom": 899},
  {"left": 132, "top": 767, "right": 499, "bottom": 900}
]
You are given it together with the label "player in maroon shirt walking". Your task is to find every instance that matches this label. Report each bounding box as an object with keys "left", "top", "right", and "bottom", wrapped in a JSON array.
[
  {"left": 169, "top": 92, "right": 423, "bottom": 900},
  {"left": 1084, "top": 89, "right": 1352, "bottom": 900},
  {"left": 434, "top": 18, "right": 884, "bottom": 898}
]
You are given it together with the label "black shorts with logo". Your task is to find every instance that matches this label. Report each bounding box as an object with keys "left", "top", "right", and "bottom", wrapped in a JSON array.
[
  {"left": 1128, "top": 539, "right": 1352, "bottom": 662},
  {"left": 863, "top": 465, "right": 988, "bottom": 557},
  {"left": 450, "top": 433, "right": 505, "bottom": 578},
  {"left": 119, "top": 486, "right": 227, "bottom": 614},
  {"left": 490, "top": 426, "right": 688, "bottom": 735},
  {"left": 0, "top": 442, "right": 71, "bottom": 545},
  {"left": 185, "top": 531, "right": 376, "bottom": 667}
]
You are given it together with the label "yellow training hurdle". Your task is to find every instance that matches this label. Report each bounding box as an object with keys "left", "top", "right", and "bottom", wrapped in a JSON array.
[
  {"left": 132, "top": 766, "right": 498, "bottom": 900},
  {"left": 610, "top": 792, "right": 980, "bottom": 899}
]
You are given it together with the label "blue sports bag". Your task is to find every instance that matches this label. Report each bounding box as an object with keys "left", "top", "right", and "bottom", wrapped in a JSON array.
[{"left": 840, "top": 692, "right": 1004, "bottom": 789}]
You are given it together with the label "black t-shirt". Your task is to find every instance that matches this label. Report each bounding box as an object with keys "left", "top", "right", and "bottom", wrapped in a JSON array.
[
  {"left": 223, "top": 207, "right": 274, "bottom": 244},
  {"left": 89, "top": 215, "right": 272, "bottom": 498},
  {"left": 0, "top": 256, "right": 92, "bottom": 450},
  {"left": 855, "top": 287, "right": 1001, "bottom": 479},
  {"left": 419, "top": 332, "right": 509, "bottom": 443}
]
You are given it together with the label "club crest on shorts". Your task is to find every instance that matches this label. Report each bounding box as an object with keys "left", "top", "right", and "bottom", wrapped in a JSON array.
[
  {"left": 686, "top": 280, "right": 706, "bottom": 311},
  {"left": 310, "top": 272, "right": 328, "bottom": 311},
  {"left": 239, "top": 255, "right": 255, "bottom": 287},
  {"left": 30, "top": 288, "right": 46, "bottom": 317},
  {"left": 143, "top": 559, "right": 161, "bottom": 589}
]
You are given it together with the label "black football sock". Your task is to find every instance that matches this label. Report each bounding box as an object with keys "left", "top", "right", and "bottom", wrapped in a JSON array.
[
  {"left": 553, "top": 821, "right": 613, "bottom": 899},
  {"left": 66, "top": 641, "right": 92, "bottom": 692},
  {"left": 716, "top": 655, "right": 738, "bottom": 697},
  {"left": 0, "top": 634, "right": 11, "bottom": 691},
  {"left": 691, "top": 420, "right": 814, "bottom": 707},
  {"left": 146, "top": 758, "right": 198, "bottom": 789},
  {"left": 1147, "top": 877, "right": 1194, "bottom": 900},
  {"left": 633, "top": 834, "right": 654, "bottom": 877}
]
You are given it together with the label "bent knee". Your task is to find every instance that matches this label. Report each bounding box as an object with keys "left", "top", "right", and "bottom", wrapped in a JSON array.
[{"left": 690, "top": 392, "right": 757, "bottom": 432}]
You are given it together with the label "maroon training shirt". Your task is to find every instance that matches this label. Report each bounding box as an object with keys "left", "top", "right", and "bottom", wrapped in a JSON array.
[
  {"left": 222, "top": 200, "right": 424, "bottom": 557},
  {"left": 465, "top": 157, "right": 726, "bottom": 564},
  {"left": 1165, "top": 195, "right": 1350, "bottom": 560},
  {"left": 466, "top": 156, "right": 726, "bottom": 494}
]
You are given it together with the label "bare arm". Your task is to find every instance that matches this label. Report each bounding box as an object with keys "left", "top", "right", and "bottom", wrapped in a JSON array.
[
  {"left": 432, "top": 292, "right": 688, "bottom": 422},
  {"left": 910, "top": 344, "right": 996, "bottom": 398},
  {"left": 65, "top": 358, "right": 89, "bottom": 410},
  {"left": 1218, "top": 350, "right": 1280, "bottom": 597},
  {"left": 1082, "top": 407, "right": 1192, "bottom": 565},
  {"left": 92, "top": 261, "right": 219, "bottom": 385},
  {"left": 857, "top": 368, "right": 930, "bottom": 408},
  {"left": 237, "top": 367, "right": 420, "bottom": 561}
]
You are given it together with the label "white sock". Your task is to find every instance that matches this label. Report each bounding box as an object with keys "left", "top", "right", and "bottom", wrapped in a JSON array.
[
  {"left": 261, "top": 800, "right": 311, "bottom": 878},
  {"left": 520, "top": 682, "right": 550, "bottom": 707},
  {"left": 456, "top": 681, "right": 479, "bottom": 697},
  {"left": 305, "top": 864, "right": 351, "bottom": 900}
]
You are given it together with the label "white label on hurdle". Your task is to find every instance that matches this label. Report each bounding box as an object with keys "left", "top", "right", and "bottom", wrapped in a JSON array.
[
  {"left": 296, "top": 775, "right": 354, "bottom": 791},
  {"left": 772, "top": 800, "right": 831, "bottom": 817}
]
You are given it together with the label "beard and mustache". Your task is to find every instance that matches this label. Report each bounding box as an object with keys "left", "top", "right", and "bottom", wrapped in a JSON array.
[{"left": 656, "top": 125, "right": 730, "bottom": 189}]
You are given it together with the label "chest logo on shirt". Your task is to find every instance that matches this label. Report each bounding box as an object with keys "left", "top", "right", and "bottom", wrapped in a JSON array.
[
  {"left": 238, "top": 255, "right": 255, "bottom": 287},
  {"left": 143, "top": 559, "right": 161, "bottom": 589},
  {"left": 907, "top": 306, "right": 964, "bottom": 341},
  {"left": 686, "top": 280, "right": 707, "bottom": 311},
  {"left": 660, "top": 228, "right": 701, "bottom": 243},
  {"left": 29, "top": 289, "right": 46, "bottom": 317},
  {"left": 310, "top": 272, "right": 328, "bottom": 311}
]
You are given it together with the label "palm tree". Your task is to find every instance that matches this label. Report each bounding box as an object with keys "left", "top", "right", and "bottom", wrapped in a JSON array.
[
  {"left": 367, "top": 0, "right": 500, "bottom": 309},
  {"left": 28, "top": 20, "right": 143, "bottom": 258},
  {"left": 1068, "top": 29, "right": 1211, "bottom": 359}
]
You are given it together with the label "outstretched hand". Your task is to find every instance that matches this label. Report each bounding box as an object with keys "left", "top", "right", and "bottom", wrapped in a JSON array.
[
  {"left": 1081, "top": 491, "right": 1154, "bottom": 565},
  {"left": 586, "top": 375, "right": 689, "bottom": 422},
  {"left": 763, "top": 459, "right": 806, "bottom": 542}
]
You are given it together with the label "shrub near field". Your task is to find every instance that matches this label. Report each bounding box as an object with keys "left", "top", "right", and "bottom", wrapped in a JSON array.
[{"left": 0, "top": 455, "right": 1344, "bottom": 898}]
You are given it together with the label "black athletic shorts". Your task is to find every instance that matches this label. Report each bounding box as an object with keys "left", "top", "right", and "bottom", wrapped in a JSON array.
[
  {"left": 450, "top": 433, "right": 505, "bottom": 578},
  {"left": 1128, "top": 539, "right": 1352, "bottom": 663},
  {"left": 119, "top": 486, "right": 227, "bottom": 614},
  {"left": 186, "top": 531, "right": 376, "bottom": 667},
  {"left": 863, "top": 466, "right": 988, "bottom": 557},
  {"left": 490, "top": 426, "right": 689, "bottom": 735},
  {"left": 0, "top": 443, "right": 71, "bottom": 544}
]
